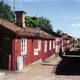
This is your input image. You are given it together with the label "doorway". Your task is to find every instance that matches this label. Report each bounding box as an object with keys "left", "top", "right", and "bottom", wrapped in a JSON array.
[{"left": 0, "top": 35, "right": 11, "bottom": 69}]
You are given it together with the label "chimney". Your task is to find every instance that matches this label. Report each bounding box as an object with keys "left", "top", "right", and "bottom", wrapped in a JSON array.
[{"left": 15, "top": 11, "right": 26, "bottom": 28}]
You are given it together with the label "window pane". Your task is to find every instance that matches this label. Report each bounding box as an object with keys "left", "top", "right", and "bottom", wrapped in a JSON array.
[
  {"left": 44, "top": 41, "right": 47, "bottom": 52},
  {"left": 21, "top": 38, "right": 27, "bottom": 55},
  {"left": 49, "top": 41, "right": 51, "bottom": 50},
  {"left": 53, "top": 41, "right": 55, "bottom": 49},
  {"left": 38, "top": 40, "right": 41, "bottom": 51}
]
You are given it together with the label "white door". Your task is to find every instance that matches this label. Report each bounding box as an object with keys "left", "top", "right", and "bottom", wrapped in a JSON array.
[{"left": 17, "top": 56, "right": 23, "bottom": 70}]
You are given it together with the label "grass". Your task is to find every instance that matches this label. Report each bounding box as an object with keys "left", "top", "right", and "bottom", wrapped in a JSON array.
[
  {"left": 72, "top": 45, "right": 80, "bottom": 49},
  {"left": 44, "top": 56, "right": 60, "bottom": 63},
  {"left": 44, "top": 59, "right": 50, "bottom": 63},
  {"left": 76, "top": 45, "right": 80, "bottom": 48}
]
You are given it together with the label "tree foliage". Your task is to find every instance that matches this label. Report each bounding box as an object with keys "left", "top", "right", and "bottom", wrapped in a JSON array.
[
  {"left": 25, "top": 16, "right": 38, "bottom": 28},
  {"left": 25, "top": 16, "right": 53, "bottom": 31},
  {"left": 0, "top": 1, "right": 14, "bottom": 21},
  {"left": 57, "top": 29, "right": 62, "bottom": 35}
]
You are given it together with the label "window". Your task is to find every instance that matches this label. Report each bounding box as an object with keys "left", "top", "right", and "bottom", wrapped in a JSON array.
[
  {"left": 49, "top": 41, "right": 52, "bottom": 50},
  {"left": 56, "top": 46, "right": 58, "bottom": 53},
  {"left": 67, "top": 40, "right": 69, "bottom": 44},
  {"left": 38, "top": 40, "right": 41, "bottom": 51},
  {"left": 56, "top": 38, "right": 58, "bottom": 42},
  {"left": 53, "top": 41, "right": 55, "bottom": 49},
  {"left": 56, "top": 38, "right": 60, "bottom": 42},
  {"left": 21, "top": 38, "right": 27, "bottom": 55},
  {"left": 44, "top": 41, "right": 47, "bottom": 52}
]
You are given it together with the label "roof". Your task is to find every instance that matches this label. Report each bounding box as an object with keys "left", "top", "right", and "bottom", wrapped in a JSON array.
[
  {"left": 68, "top": 35, "right": 73, "bottom": 38},
  {"left": 62, "top": 33, "right": 73, "bottom": 40},
  {"left": 41, "top": 27, "right": 62, "bottom": 38},
  {"left": 0, "top": 19, "right": 55, "bottom": 39},
  {"left": 52, "top": 31, "right": 62, "bottom": 38}
]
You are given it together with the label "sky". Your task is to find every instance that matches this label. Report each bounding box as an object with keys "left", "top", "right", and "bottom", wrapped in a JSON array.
[{"left": 4, "top": 0, "right": 80, "bottom": 38}]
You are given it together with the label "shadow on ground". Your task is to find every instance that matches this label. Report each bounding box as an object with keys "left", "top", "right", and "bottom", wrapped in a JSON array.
[
  {"left": 54, "top": 49, "right": 80, "bottom": 75},
  {"left": 66, "top": 49, "right": 80, "bottom": 55},
  {"left": 42, "top": 63, "right": 58, "bottom": 66}
]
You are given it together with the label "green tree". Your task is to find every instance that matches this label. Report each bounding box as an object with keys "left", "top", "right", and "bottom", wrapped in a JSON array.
[
  {"left": 0, "top": 1, "right": 14, "bottom": 21},
  {"left": 25, "top": 16, "right": 38, "bottom": 28},
  {"left": 25, "top": 16, "right": 53, "bottom": 31},
  {"left": 37, "top": 17, "right": 52, "bottom": 29},
  {"left": 57, "top": 29, "right": 62, "bottom": 35}
]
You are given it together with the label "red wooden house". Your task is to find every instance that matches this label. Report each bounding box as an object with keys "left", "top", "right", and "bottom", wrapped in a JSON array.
[
  {"left": 0, "top": 11, "right": 74, "bottom": 71},
  {"left": 62, "top": 33, "right": 74, "bottom": 53},
  {"left": 41, "top": 27, "right": 63, "bottom": 57},
  {"left": 0, "top": 11, "right": 55, "bottom": 71},
  {"left": 51, "top": 32, "right": 62, "bottom": 56}
]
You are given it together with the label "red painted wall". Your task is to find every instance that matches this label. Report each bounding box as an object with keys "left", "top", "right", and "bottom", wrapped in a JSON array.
[
  {"left": 24, "top": 39, "right": 32, "bottom": 66},
  {"left": 55, "top": 38, "right": 62, "bottom": 56},
  {"left": 32, "top": 39, "right": 42, "bottom": 63},
  {"left": 12, "top": 39, "right": 32, "bottom": 70},
  {"left": 48, "top": 40, "right": 53, "bottom": 57},
  {"left": 42, "top": 40, "right": 49, "bottom": 61},
  {"left": 12, "top": 38, "right": 63, "bottom": 71}
]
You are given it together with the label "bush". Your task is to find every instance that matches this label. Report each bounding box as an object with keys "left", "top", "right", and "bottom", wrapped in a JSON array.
[{"left": 77, "top": 45, "right": 80, "bottom": 48}]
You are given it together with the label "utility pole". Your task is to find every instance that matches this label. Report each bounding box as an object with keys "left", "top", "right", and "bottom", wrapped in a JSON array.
[
  {"left": 13, "top": 0, "right": 16, "bottom": 23},
  {"left": 13, "top": 0, "right": 15, "bottom": 13},
  {"left": 0, "top": 0, "right": 4, "bottom": 2}
]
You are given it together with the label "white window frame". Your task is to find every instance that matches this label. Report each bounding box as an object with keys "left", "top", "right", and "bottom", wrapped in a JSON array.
[
  {"left": 34, "top": 49, "right": 38, "bottom": 55},
  {"left": 49, "top": 41, "right": 52, "bottom": 50},
  {"left": 61, "top": 39, "right": 64, "bottom": 51},
  {"left": 21, "top": 38, "right": 27, "bottom": 55},
  {"left": 56, "top": 39, "right": 57, "bottom": 42},
  {"left": 56, "top": 38, "right": 60, "bottom": 42},
  {"left": 38, "top": 40, "right": 41, "bottom": 51},
  {"left": 53, "top": 41, "right": 55, "bottom": 49},
  {"left": 67, "top": 40, "right": 69, "bottom": 44},
  {"left": 44, "top": 41, "right": 47, "bottom": 52},
  {"left": 56, "top": 45, "right": 58, "bottom": 53}
]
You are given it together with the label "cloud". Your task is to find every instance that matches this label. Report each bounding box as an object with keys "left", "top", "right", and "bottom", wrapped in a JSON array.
[
  {"left": 72, "top": 0, "right": 80, "bottom": 2},
  {"left": 71, "top": 23, "right": 80, "bottom": 27},
  {"left": 78, "top": 32, "right": 80, "bottom": 34},
  {"left": 73, "top": 0, "right": 80, "bottom": 2}
]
